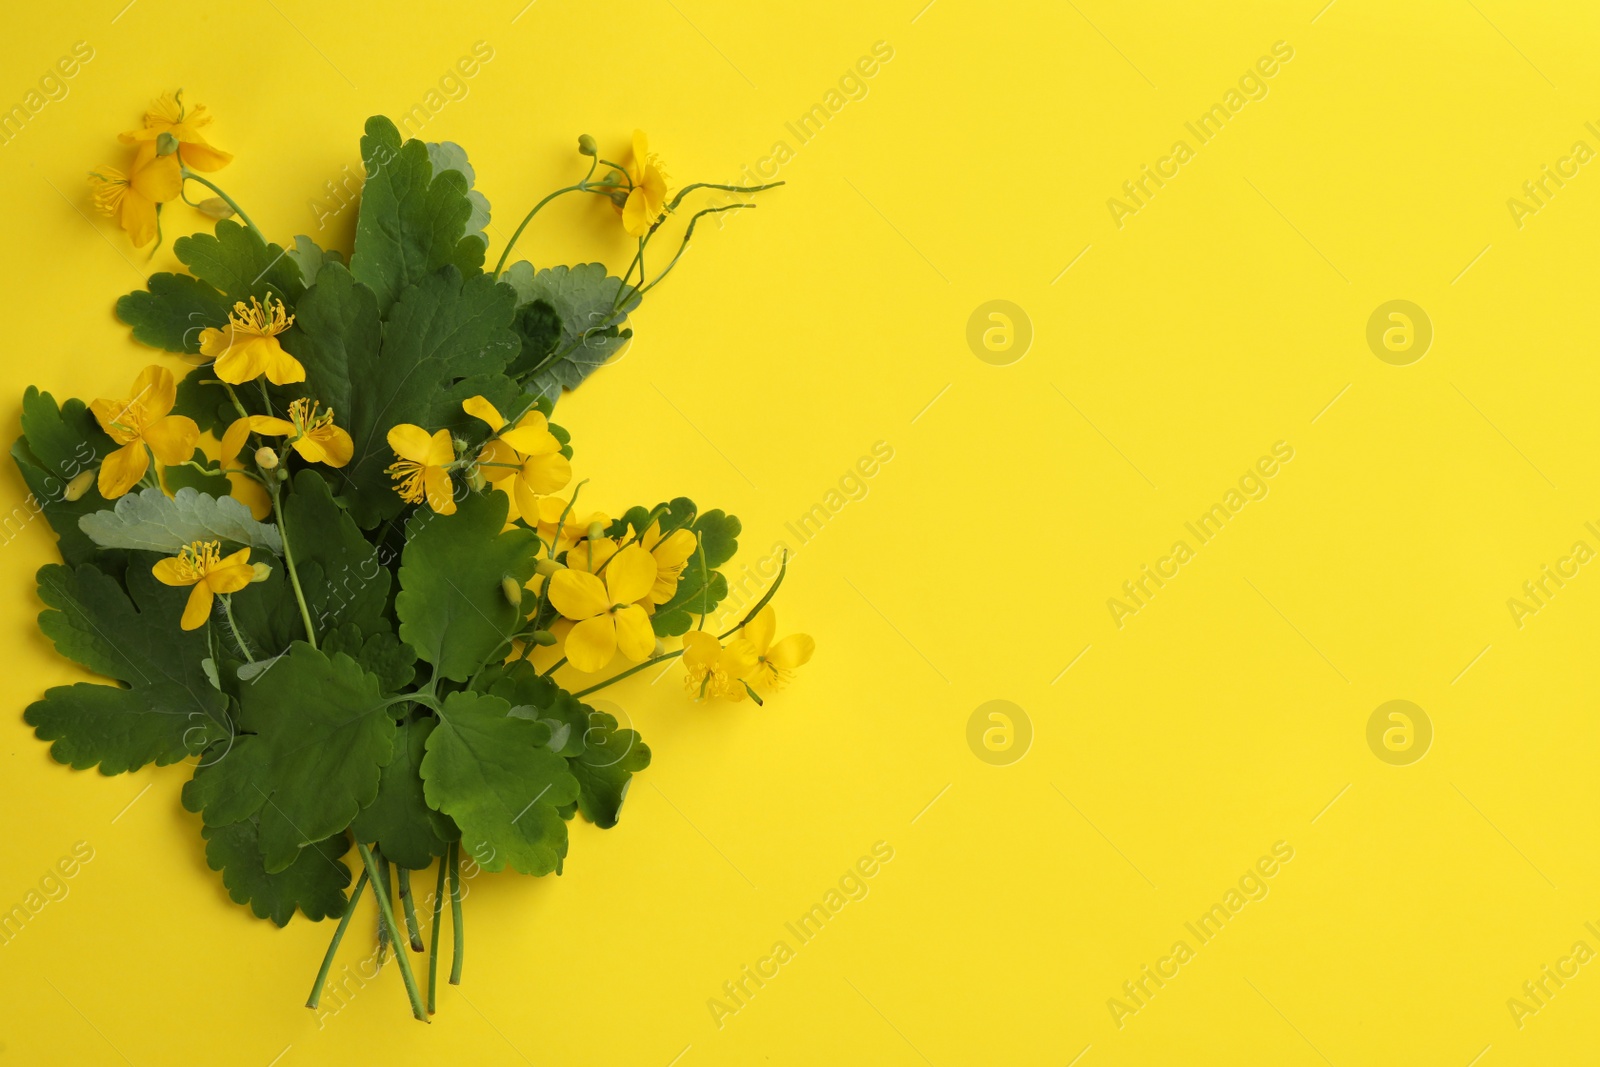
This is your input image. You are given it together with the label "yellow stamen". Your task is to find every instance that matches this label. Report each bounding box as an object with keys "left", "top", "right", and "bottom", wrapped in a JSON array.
[{"left": 228, "top": 296, "right": 294, "bottom": 339}]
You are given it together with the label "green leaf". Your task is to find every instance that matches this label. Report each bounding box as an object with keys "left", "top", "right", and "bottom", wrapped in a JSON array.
[
  {"left": 282, "top": 470, "right": 389, "bottom": 634},
  {"left": 396, "top": 490, "right": 537, "bottom": 682},
  {"left": 114, "top": 273, "right": 232, "bottom": 354},
  {"left": 351, "top": 116, "right": 479, "bottom": 311},
  {"left": 78, "top": 487, "right": 283, "bottom": 555},
  {"left": 25, "top": 562, "right": 229, "bottom": 773},
  {"left": 202, "top": 819, "right": 351, "bottom": 926},
  {"left": 569, "top": 702, "right": 650, "bottom": 829},
  {"left": 161, "top": 449, "right": 231, "bottom": 497},
  {"left": 11, "top": 387, "right": 116, "bottom": 566},
  {"left": 174, "top": 219, "right": 305, "bottom": 305},
  {"left": 478, "top": 661, "right": 587, "bottom": 757},
  {"left": 425, "top": 141, "right": 490, "bottom": 270},
  {"left": 181, "top": 643, "right": 395, "bottom": 873},
  {"left": 651, "top": 554, "right": 729, "bottom": 637},
  {"left": 320, "top": 622, "right": 417, "bottom": 694},
  {"left": 501, "top": 262, "right": 639, "bottom": 397},
  {"left": 286, "top": 234, "right": 343, "bottom": 282},
  {"left": 693, "top": 510, "right": 742, "bottom": 569},
  {"left": 420, "top": 690, "right": 579, "bottom": 875},
  {"left": 352, "top": 714, "right": 457, "bottom": 869},
  {"left": 426, "top": 373, "right": 522, "bottom": 442},
  {"left": 289, "top": 263, "right": 518, "bottom": 526},
  {"left": 505, "top": 296, "right": 563, "bottom": 379},
  {"left": 172, "top": 368, "right": 236, "bottom": 438}
]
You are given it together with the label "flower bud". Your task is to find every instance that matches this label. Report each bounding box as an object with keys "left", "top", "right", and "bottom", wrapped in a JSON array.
[
  {"left": 196, "top": 197, "right": 235, "bottom": 220},
  {"left": 63, "top": 469, "right": 96, "bottom": 502},
  {"left": 255, "top": 447, "right": 278, "bottom": 470},
  {"left": 528, "top": 630, "right": 558, "bottom": 647},
  {"left": 534, "top": 558, "right": 564, "bottom": 577},
  {"left": 500, "top": 576, "right": 523, "bottom": 607},
  {"left": 577, "top": 133, "right": 597, "bottom": 157},
  {"left": 155, "top": 131, "right": 180, "bottom": 156},
  {"left": 250, "top": 562, "right": 273, "bottom": 583},
  {"left": 587, "top": 521, "right": 606, "bottom": 542},
  {"left": 467, "top": 466, "right": 486, "bottom": 491},
  {"left": 277, "top": 468, "right": 289, "bottom": 482}
]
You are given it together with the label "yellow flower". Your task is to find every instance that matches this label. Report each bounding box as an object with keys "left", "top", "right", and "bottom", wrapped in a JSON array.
[
  {"left": 621, "top": 130, "right": 669, "bottom": 237},
  {"left": 119, "top": 90, "right": 232, "bottom": 172},
  {"left": 741, "top": 606, "right": 814, "bottom": 689},
  {"left": 536, "top": 497, "right": 609, "bottom": 552},
  {"left": 89, "top": 365, "right": 200, "bottom": 499},
  {"left": 386, "top": 425, "right": 457, "bottom": 514},
  {"left": 199, "top": 296, "right": 304, "bottom": 386},
  {"left": 242, "top": 399, "right": 353, "bottom": 468},
  {"left": 219, "top": 417, "right": 271, "bottom": 520},
  {"left": 463, "top": 395, "right": 572, "bottom": 520},
  {"left": 152, "top": 540, "right": 254, "bottom": 630},
  {"left": 639, "top": 520, "right": 697, "bottom": 604},
  {"left": 88, "top": 153, "right": 182, "bottom": 248},
  {"left": 548, "top": 544, "right": 658, "bottom": 673},
  {"left": 681, "top": 631, "right": 758, "bottom": 702}
]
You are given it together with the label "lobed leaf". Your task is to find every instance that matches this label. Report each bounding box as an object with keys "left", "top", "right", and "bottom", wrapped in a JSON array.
[{"left": 78, "top": 486, "right": 282, "bottom": 555}]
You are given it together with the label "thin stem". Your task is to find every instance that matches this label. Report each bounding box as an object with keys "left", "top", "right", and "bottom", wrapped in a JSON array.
[
  {"left": 399, "top": 867, "right": 424, "bottom": 952},
  {"left": 268, "top": 480, "right": 318, "bottom": 649},
  {"left": 306, "top": 868, "right": 368, "bottom": 1009},
  {"left": 375, "top": 853, "right": 391, "bottom": 964},
  {"left": 427, "top": 855, "right": 447, "bottom": 1014},
  {"left": 720, "top": 553, "right": 787, "bottom": 639},
  {"left": 540, "top": 655, "right": 567, "bottom": 679},
  {"left": 448, "top": 842, "right": 465, "bottom": 985},
  {"left": 666, "top": 179, "right": 785, "bottom": 214},
  {"left": 355, "top": 842, "right": 428, "bottom": 1021},
  {"left": 491, "top": 156, "right": 599, "bottom": 279},
  {"left": 637, "top": 204, "right": 755, "bottom": 299},
  {"left": 219, "top": 595, "right": 256, "bottom": 664},
  {"left": 571, "top": 649, "right": 683, "bottom": 698},
  {"left": 181, "top": 171, "right": 263, "bottom": 240},
  {"left": 695, "top": 536, "right": 709, "bottom": 632}
]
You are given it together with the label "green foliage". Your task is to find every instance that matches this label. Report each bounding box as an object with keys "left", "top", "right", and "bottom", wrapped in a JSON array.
[
  {"left": 501, "top": 262, "right": 640, "bottom": 397},
  {"left": 25, "top": 563, "right": 229, "bottom": 773},
  {"left": 420, "top": 690, "right": 579, "bottom": 875},
  {"left": 174, "top": 220, "right": 306, "bottom": 305},
  {"left": 352, "top": 713, "right": 457, "bottom": 869},
  {"left": 396, "top": 490, "right": 537, "bottom": 682},
  {"left": 569, "top": 703, "right": 650, "bottom": 829},
  {"left": 114, "top": 273, "right": 233, "bottom": 353},
  {"left": 11, "top": 387, "right": 115, "bottom": 566},
  {"left": 78, "top": 486, "right": 282, "bottom": 555},
  {"left": 202, "top": 819, "right": 351, "bottom": 926},
  {"left": 351, "top": 117, "right": 482, "bottom": 311},
  {"left": 651, "top": 554, "right": 730, "bottom": 637},
  {"left": 182, "top": 643, "right": 395, "bottom": 873},
  {"left": 281, "top": 471, "right": 388, "bottom": 634}
]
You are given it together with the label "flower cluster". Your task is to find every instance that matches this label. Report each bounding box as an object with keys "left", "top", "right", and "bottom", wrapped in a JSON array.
[{"left": 20, "top": 102, "right": 793, "bottom": 1022}]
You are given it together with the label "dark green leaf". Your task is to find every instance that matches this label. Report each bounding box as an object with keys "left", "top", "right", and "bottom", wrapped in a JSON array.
[
  {"left": 396, "top": 490, "right": 537, "bottom": 682},
  {"left": 651, "top": 554, "right": 729, "bottom": 637},
  {"left": 25, "top": 562, "right": 229, "bottom": 773},
  {"left": 501, "top": 262, "right": 639, "bottom": 397},
  {"left": 569, "top": 702, "right": 650, "bottom": 828},
  {"left": 161, "top": 449, "right": 231, "bottom": 496},
  {"left": 420, "top": 690, "right": 579, "bottom": 875},
  {"left": 320, "top": 622, "right": 417, "bottom": 694},
  {"left": 282, "top": 470, "right": 390, "bottom": 635},
  {"left": 11, "top": 387, "right": 116, "bottom": 566},
  {"left": 174, "top": 219, "right": 305, "bottom": 305},
  {"left": 181, "top": 643, "right": 395, "bottom": 873},
  {"left": 202, "top": 819, "right": 351, "bottom": 926},
  {"left": 114, "top": 273, "right": 231, "bottom": 354},
  {"left": 352, "top": 714, "right": 457, "bottom": 869}
]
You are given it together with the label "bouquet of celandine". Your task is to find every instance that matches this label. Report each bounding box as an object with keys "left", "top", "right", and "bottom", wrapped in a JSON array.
[{"left": 15, "top": 92, "right": 813, "bottom": 1020}]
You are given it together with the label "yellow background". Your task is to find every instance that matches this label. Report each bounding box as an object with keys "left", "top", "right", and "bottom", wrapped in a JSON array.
[{"left": 3, "top": 0, "right": 1600, "bottom": 1063}]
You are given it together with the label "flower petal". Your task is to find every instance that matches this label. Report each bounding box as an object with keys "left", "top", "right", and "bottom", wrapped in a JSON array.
[
  {"left": 422, "top": 467, "right": 456, "bottom": 514},
  {"left": 142, "top": 414, "right": 200, "bottom": 466},
  {"left": 462, "top": 394, "right": 505, "bottom": 432},
  {"left": 498, "top": 425, "right": 559, "bottom": 456},
  {"left": 767, "top": 633, "right": 814, "bottom": 670},
  {"left": 97, "top": 442, "right": 148, "bottom": 499},
  {"left": 178, "top": 141, "right": 233, "bottom": 172},
  {"left": 743, "top": 605, "right": 776, "bottom": 656},
  {"left": 605, "top": 544, "right": 658, "bottom": 606},
  {"left": 425, "top": 429, "right": 457, "bottom": 467},
  {"left": 152, "top": 557, "right": 196, "bottom": 587},
  {"left": 386, "top": 424, "right": 435, "bottom": 463},
  {"left": 180, "top": 584, "right": 214, "bottom": 630},
  {"left": 118, "top": 189, "right": 158, "bottom": 247},
  {"left": 549, "top": 569, "right": 609, "bottom": 620},
  {"left": 681, "top": 631, "right": 720, "bottom": 668},
  {"left": 613, "top": 605, "right": 655, "bottom": 662},
  {"left": 129, "top": 364, "right": 177, "bottom": 418},
  {"left": 262, "top": 345, "right": 306, "bottom": 386},
  {"left": 564, "top": 615, "right": 617, "bottom": 673},
  {"left": 519, "top": 452, "right": 572, "bottom": 495}
]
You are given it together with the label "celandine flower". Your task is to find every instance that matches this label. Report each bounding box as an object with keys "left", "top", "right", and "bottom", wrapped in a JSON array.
[
  {"left": 742, "top": 606, "right": 814, "bottom": 689},
  {"left": 463, "top": 395, "right": 572, "bottom": 520},
  {"left": 548, "top": 544, "right": 658, "bottom": 672},
  {"left": 218, "top": 417, "right": 271, "bottom": 519},
  {"left": 245, "top": 399, "right": 353, "bottom": 468},
  {"left": 88, "top": 154, "right": 181, "bottom": 247},
  {"left": 152, "top": 540, "right": 254, "bottom": 630},
  {"left": 199, "top": 296, "right": 304, "bottom": 385},
  {"left": 386, "top": 424, "right": 457, "bottom": 515},
  {"left": 681, "top": 631, "right": 757, "bottom": 702},
  {"left": 119, "top": 90, "right": 232, "bottom": 172},
  {"left": 621, "top": 130, "right": 669, "bottom": 237},
  {"left": 536, "top": 496, "right": 610, "bottom": 553},
  {"left": 639, "top": 520, "right": 696, "bottom": 604},
  {"left": 89, "top": 365, "right": 199, "bottom": 498}
]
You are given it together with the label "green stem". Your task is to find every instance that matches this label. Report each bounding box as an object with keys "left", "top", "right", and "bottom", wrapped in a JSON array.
[
  {"left": 571, "top": 649, "right": 683, "bottom": 698},
  {"left": 491, "top": 155, "right": 599, "bottom": 279},
  {"left": 637, "top": 204, "right": 755, "bottom": 299},
  {"left": 448, "top": 842, "right": 465, "bottom": 985},
  {"left": 181, "top": 170, "right": 263, "bottom": 240},
  {"left": 665, "top": 179, "right": 785, "bottom": 214},
  {"left": 399, "top": 867, "right": 424, "bottom": 952},
  {"left": 540, "top": 655, "right": 567, "bottom": 678},
  {"left": 355, "top": 842, "right": 428, "bottom": 1022},
  {"left": 427, "top": 855, "right": 447, "bottom": 1014},
  {"left": 306, "top": 868, "right": 368, "bottom": 1009},
  {"left": 376, "top": 853, "right": 391, "bottom": 964},
  {"left": 720, "top": 553, "right": 787, "bottom": 639},
  {"left": 268, "top": 480, "right": 319, "bottom": 649},
  {"left": 219, "top": 595, "right": 256, "bottom": 664}
]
